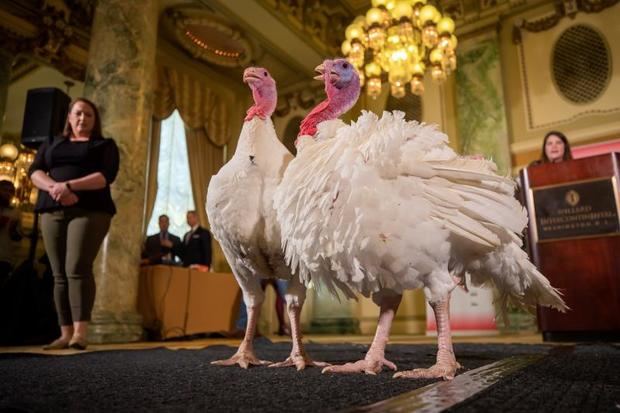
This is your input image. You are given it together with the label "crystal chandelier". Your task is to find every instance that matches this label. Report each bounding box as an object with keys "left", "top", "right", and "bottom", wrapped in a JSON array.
[
  {"left": 0, "top": 143, "right": 36, "bottom": 206},
  {"left": 341, "top": 0, "right": 457, "bottom": 98}
]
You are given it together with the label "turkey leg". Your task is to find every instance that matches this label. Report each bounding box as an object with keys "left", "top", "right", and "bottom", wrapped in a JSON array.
[
  {"left": 211, "top": 304, "right": 271, "bottom": 368},
  {"left": 394, "top": 293, "right": 461, "bottom": 380},
  {"left": 322, "top": 293, "right": 401, "bottom": 375},
  {"left": 270, "top": 279, "right": 329, "bottom": 370}
]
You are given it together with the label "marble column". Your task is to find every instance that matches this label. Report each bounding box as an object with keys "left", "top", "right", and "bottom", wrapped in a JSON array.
[
  {"left": 0, "top": 49, "right": 14, "bottom": 138},
  {"left": 83, "top": 0, "right": 158, "bottom": 343},
  {"left": 455, "top": 33, "right": 511, "bottom": 175},
  {"left": 455, "top": 33, "right": 535, "bottom": 332}
]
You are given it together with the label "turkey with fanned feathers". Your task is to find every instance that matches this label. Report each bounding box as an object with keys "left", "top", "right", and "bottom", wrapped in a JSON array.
[{"left": 274, "top": 58, "right": 567, "bottom": 379}]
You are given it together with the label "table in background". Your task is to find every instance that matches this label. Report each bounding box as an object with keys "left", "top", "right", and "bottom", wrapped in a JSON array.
[{"left": 138, "top": 265, "right": 240, "bottom": 339}]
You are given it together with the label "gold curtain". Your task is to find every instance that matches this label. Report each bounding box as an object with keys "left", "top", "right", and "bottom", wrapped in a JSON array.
[
  {"left": 143, "top": 67, "right": 176, "bottom": 235},
  {"left": 184, "top": 127, "right": 222, "bottom": 227},
  {"left": 143, "top": 120, "right": 161, "bottom": 235},
  {"left": 146, "top": 66, "right": 233, "bottom": 271},
  {"left": 165, "top": 69, "right": 231, "bottom": 147},
  {"left": 153, "top": 66, "right": 176, "bottom": 120}
]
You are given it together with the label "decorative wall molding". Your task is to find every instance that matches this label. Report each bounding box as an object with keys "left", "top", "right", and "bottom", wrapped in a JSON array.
[
  {"left": 167, "top": 8, "right": 255, "bottom": 68},
  {"left": 33, "top": 5, "right": 75, "bottom": 62},
  {"left": 515, "top": 7, "right": 620, "bottom": 132},
  {"left": 274, "top": 85, "right": 323, "bottom": 118},
  {"left": 0, "top": 0, "right": 94, "bottom": 80},
  {"left": 256, "top": 0, "right": 351, "bottom": 55},
  {"left": 512, "top": 0, "right": 619, "bottom": 44},
  {"left": 0, "top": 27, "right": 32, "bottom": 57},
  {"left": 442, "top": 0, "right": 522, "bottom": 24}
]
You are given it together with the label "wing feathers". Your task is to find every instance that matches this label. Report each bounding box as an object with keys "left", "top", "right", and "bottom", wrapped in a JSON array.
[{"left": 274, "top": 111, "right": 565, "bottom": 311}]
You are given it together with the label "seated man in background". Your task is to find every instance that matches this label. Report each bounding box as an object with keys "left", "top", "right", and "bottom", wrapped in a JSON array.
[
  {"left": 141, "top": 214, "right": 182, "bottom": 265},
  {"left": 178, "top": 210, "right": 212, "bottom": 271}
]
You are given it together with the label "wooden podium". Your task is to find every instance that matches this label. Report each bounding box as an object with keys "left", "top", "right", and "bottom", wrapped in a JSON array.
[{"left": 520, "top": 152, "right": 620, "bottom": 341}]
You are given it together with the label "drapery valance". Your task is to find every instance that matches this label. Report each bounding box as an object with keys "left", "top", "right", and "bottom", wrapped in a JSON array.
[{"left": 153, "top": 66, "right": 232, "bottom": 147}]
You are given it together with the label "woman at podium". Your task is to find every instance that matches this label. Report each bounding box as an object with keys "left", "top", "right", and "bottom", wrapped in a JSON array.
[{"left": 530, "top": 131, "right": 573, "bottom": 166}]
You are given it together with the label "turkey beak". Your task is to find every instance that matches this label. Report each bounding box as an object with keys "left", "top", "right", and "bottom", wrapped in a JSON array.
[
  {"left": 313, "top": 64, "right": 325, "bottom": 80},
  {"left": 243, "top": 68, "right": 260, "bottom": 84}
]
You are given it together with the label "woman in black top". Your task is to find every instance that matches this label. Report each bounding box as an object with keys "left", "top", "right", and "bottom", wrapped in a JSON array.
[{"left": 29, "top": 97, "right": 119, "bottom": 350}]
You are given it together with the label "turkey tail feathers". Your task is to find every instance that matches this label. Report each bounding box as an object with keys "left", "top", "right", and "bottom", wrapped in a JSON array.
[{"left": 469, "top": 242, "right": 568, "bottom": 315}]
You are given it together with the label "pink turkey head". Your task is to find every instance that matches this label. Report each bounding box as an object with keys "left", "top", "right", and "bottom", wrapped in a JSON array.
[
  {"left": 316, "top": 59, "right": 358, "bottom": 89},
  {"left": 243, "top": 67, "right": 277, "bottom": 120},
  {"left": 297, "top": 58, "right": 360, "bottom": 138},
  {"left": 315, "top": 58, "right": 360, "bottom": 116}
]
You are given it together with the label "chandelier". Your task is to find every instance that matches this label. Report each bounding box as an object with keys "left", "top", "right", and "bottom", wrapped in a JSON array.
[
  {"left": 0, "top": 143, "right": 36, "bottom": 206},
  {"left": 341, "top": 0, "right": 457, "bottom": 98}
]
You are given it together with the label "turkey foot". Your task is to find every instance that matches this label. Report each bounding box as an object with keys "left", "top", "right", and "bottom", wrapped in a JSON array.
[
  {"left": 211, "top": 348, "right": 271, "bottom": 369},
  {"left": 322, "top": 356, "right": 397, "bottom": 375},
  {"left": 322, "top": 292, "right": 401, "bottom": 375},
  {"left": 269, "top": 352, "right": 330, "bottom": 371},
  {"left": 393, "top": 350, "right": 461, "bottom": 380}
]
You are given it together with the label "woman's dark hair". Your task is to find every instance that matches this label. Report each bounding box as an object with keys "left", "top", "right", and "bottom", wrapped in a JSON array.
[
  {"left": 62, "top": 97, "right": 103, "bottom": 139},
  {"left": 541, "top": 130, "right": 573, "bottom": 162}
]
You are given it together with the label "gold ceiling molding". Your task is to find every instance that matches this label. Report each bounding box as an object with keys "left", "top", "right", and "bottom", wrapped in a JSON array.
[
  {"left": 256, "top": 0, "right": 352, "bottom": 55},
  {"left": 512, "top": 0, "right": 619, "bottom": 44},
  {"left": 0, "top": 0, "right": 94, "bottom": 80},
  {"left": 167, "top": 8, "right": 255, "bottom": 68},
  {"left": 440, "top": 0, "right": 523, "bottom": 24},
  {"left": 275, "top": 86, "right": 324, "bottom": 118}
]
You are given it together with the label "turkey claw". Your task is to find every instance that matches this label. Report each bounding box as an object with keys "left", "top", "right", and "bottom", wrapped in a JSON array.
[
  {"left": 211, "top": 352, "right": 271, "bottom": 369},
  {"left": 322, "top": 358, "right": 397, "bottom": 375},
  {"left": 269, "top": 354, "right": 330, "bottom": 371},
  {"left": 393, "top": 361, "right": 461, "bottom": 380}
]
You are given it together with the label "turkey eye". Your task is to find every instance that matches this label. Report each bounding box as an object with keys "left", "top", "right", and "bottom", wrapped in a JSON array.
[
  {"left": 263, "top": 71, "right": 268, "bottom": 77},
  {"left": 342, "top": 63, "right": 349, "bottom": 69}
]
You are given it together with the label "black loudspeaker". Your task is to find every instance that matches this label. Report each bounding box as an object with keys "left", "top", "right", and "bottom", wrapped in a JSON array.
[{"left": 21, "top": 87, "right": 71, "bottom": 148}]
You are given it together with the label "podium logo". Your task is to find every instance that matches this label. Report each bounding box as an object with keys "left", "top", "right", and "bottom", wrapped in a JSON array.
[{"left": 565, "top": 190, "right": 580, "bottom": 207}]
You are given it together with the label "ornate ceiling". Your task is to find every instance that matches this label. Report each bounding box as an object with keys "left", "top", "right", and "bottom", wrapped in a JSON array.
[
  {"left": 159, "top": 0, "right": 549, "bottom": 90},
  {"left": 0, "top": 0, "right": 94, "bottom": 80},
  {"left": 0, "top": 0, "right": 563, "bottom": 91},
  {"left": 186, "top": 0, "right": 352, "bottom": 91}
]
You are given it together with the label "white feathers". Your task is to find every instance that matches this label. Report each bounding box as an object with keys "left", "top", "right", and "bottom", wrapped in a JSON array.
[
  {"left": 206, "top": 117, "right": 294, "bottom": 306},
  {"left": 274, "top": 111, "right": 566, "bottom": 311}
]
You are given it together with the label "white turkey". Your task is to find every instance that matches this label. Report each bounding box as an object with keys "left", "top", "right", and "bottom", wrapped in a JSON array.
[
  {"left": 274, "top": 58, "right": 567, "bottom": 379},
  {"left": 206, "top": 67, "right": 327, "bottom": 370}
]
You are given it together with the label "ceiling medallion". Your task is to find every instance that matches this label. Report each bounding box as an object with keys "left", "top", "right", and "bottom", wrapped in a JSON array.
[{"left": 170, "top": 9, "right": 253, "bottom": 68}]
